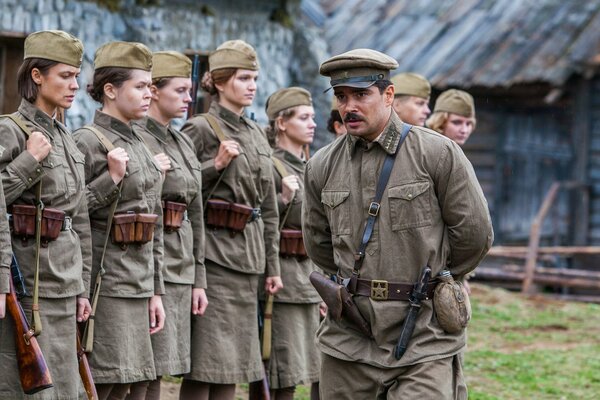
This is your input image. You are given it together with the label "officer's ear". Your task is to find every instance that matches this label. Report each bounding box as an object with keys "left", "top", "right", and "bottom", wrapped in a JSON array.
[{"left": 383, "top": 84, "right": 395, "bottom": 107}]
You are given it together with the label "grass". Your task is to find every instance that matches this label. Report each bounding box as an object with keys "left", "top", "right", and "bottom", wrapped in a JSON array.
[{"left": 162, "top": 284, "right": 600, "bottom": 399}]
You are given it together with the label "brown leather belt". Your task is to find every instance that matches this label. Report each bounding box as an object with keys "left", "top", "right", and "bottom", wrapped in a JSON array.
[{"left": 350, "top": 277, "right": 437, "bottom": 301}]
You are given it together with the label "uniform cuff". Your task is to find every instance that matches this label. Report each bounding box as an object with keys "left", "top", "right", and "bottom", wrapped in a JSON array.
[
  {"left": 193, "top": 267, "right": 207, "bottom": 289},
  {"left": 0, "top": 267, "right": 10, "bottom": 294},
  {"left": 10, "top": 151, "right": 44, "bottom": 189},
  {"left": 154, "top": 277, "right": 165, "bottom": 295},
  {"left": 90, "top": 171, "right": 120, "bottom": 206}
]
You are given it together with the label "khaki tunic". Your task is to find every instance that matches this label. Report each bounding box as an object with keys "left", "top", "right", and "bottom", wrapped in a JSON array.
[
  {"left": 181, "top": 101, "right": 280, "bottom": 277},
  {"left": 0, "top": 158, "right": 11, "bottom": 293},
  {"left": 132, "top": 116, "right": 205, "bottom": 376},
  {"left": 0, "top": 99, "right": 92, "bottom": 399},
  {"left": 74, "top": 111, "right": 164, "bottom": 383},
  {"left": 302, "top": 110, "right": 493, "bottom": 369}
]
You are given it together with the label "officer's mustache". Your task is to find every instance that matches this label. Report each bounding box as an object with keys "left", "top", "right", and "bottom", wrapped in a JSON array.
[{"left": 344, "top": 113, "right": 363, "bottom": 122}]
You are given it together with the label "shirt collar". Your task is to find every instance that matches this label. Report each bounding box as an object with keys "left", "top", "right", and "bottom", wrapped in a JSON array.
[
  {"left": 143, "top": 116, "right": 169, "bottom": 144},
  {"left": 347, "top": 110, "right": 404, "bottom": 158},
  {"left": 93, "top": 110, "right": 135, "bottom": 141},
  {"left": 211, "top": 101, "right": 252, "bottom": 132},
  {"left": 18, "top": 99, "right": 58, "bottom": 136}
]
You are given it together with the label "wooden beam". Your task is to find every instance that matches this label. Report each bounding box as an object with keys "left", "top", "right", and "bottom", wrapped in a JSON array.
[{"left": 489, "top": 246, "right": 600, "bottom": 256}]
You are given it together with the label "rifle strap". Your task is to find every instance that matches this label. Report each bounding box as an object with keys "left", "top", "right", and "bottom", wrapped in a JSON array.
[
  {"left": 347, "top": 123, "right": 412, "bottom": 291},
  {"left": 1, "top": 114, "right": 44, "bottom": 335},
  {"left": 261, "top": 294, "right": 274, "bottom": 361},
  {"left": 201, "top": 114, "right": 230, "bottom": 209},
  {"left": 81, "top": 127, "right": 121, "bottom": 352}
]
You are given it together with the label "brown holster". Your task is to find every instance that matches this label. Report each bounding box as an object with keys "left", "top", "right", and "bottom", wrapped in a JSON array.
[
  {"left": 111, "top": 212, "right": 158, "bottom": 246},
  {"left": 11, "top": 205, "right": 65, "bottom": 245},
  {"left": 205, "top": 199, "right": 256, "bottom": 236},
  {"left": 279, "top": 229, "right": 307, "bottom": 259},
  {"left": 163, "top": 201, "right": 187, "bottom": 232},
  {"left": 309, "top": 271, "right": 372, "bottom": 338}
]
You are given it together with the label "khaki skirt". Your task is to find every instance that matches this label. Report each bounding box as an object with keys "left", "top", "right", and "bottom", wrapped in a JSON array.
[
  {"left": 268, "top": 302, "right": 321, "bottom": 389},
  {"left": 150, "top": 282, "right": 192, "bottom": 376},
  {"left": 87, "top": 296, "right": 156, "bottom": 384},
  {"left": 0, "top": 296, "right": 84, "bottom": 400},
  {"left": 186, "top": 261, "right": 263, "bottom": 384}
]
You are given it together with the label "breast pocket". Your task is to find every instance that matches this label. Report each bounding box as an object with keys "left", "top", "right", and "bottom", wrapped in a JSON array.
[
  {"left": 41, "top": 154, "right": 66, "bottom": 197},
  {"left": 388, "top": 181, "right": 432, "bottom": 231},
  {"left": 321, "top": 190, "right": 351, "bottom": 235},
  {"left": 257, "top": 149, "right": 273, "bottom": 202},
  {"left": 121, "top": 160, "right": 142, "bottom": 201},
  {"left": 70, "top": 150, "right": 86, "bottom": 191}
]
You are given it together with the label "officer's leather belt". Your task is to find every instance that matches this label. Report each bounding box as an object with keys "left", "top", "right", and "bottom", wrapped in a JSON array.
[{"left": 349, "top": 277, "right": 437, "bottom": 301}]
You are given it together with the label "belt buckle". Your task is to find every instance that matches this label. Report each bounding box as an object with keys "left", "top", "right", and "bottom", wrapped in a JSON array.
[
  {"left": 370, "top": 279, "right": 388, "bottom": 300},
  {"left": 62, "top": 216, "right": 72, "bottom": 231}
]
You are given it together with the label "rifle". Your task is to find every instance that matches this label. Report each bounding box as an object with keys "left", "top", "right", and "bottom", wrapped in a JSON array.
[
  {"left": 394, "top": 266, "right": 432, "bottom": 360},
  {"left": 248, "top": 295, "right": 273, "bottom": 400},
  {"left": 7, "top": 255, "right": 53, "bottom": 394},
  {"left": 76, "top": 324, "right": 97, "bottom": 399},
  {"left": 188, "top": 54, "right": 200, "bottom": 119}
]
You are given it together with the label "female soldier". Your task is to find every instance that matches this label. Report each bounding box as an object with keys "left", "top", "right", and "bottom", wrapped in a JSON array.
[
  {"left": 264, "top": 87, "right": 323, "bottom": 400},
  {"left": 0, "top": 30, "right": 92, "bottom": 399},
  {"left": 73, "top": 42, "right": 164, "bottom": 400},
  {"left": 426, "top": 89, "right": 476, "bottom": 146},
  {"left": 127, "top": 51, "right": 208, "bottom": 400},
  {"left": 179, "top": 40, "right": 283, "bottom": 400}
]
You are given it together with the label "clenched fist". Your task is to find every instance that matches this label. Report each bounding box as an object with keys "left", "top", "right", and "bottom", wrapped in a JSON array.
[
  {"left": 26, "top": 131, "right": 52, "bottom": 162},
  {"left": 214, "top": 140, "right": 240, "bottom": 171},
  {"left": 107, "top": 147, "right": 129, "bottom": 184}
]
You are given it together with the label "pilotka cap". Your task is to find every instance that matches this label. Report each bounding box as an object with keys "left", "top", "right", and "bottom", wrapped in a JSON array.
[
  {"left": 209, "top": 40, "right": 259, "bottom": 72},
  {"left": 94, "top": 41, "right": 153, "bottom": 71},
  {"left": 391, "top": 72, "right": 431, "bottom": 99},
  {"left": 319, "top": 48, "right": 398, "bottom": 89},
  {"left": 266, "top": 87, "right": 313, "bottom": 120},
  {"left": 434, "top": 89, "right": 475, "bottom": 117},
  {"left": 24, "top": 30, "right": 83, "bottom": 68},
  {"left": 152, "top": 51, "right": 192, "bottom": 79}
]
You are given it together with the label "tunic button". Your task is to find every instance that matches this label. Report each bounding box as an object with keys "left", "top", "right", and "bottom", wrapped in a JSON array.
[
  {"left": 36, "top": 168, "right": 41, "bottom": 173},
  {"left": 49, "top": 162, "right": 54, "bottom": 167},
  {"left": 408, "top": 194, "right": 413, "bottom": 199},
  {"left": 28, "top": 177, "right": 32, "bottom": 182}
]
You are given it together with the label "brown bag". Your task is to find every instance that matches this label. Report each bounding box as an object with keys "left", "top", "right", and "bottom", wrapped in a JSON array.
[
  {"left": 280, "top": 229, "right": 307, "bottom": 259},
  {"left": 206, "top": 199, "right": 231, "bottom": 229},
  {"left": 135, "top": 213, "right": 158, "bottom": 244},
  {"left": 309, "top": 271, "right": 372, "bottom": 338},
  {"left": 227, "top": 203, "right": 253, "bottom": 234},
  {"left": 433, "top": 272, "right": 472, "bottom": 334},
  {"left": 111, "top": 213, "right": 137, "bottom": 245},
  {"left": 11, "top": 205, "right": 36, "bottom": 237},
  {"left": 163, "top": 201, "right": 187, "bottom": 232},
  {"left": 40, "top": 208, "right": 65, "bottom": 242}
]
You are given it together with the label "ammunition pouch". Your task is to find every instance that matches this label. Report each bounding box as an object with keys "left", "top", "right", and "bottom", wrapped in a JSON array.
[
  {"left": 279, "top": 229, "right": 307, "bottom": 260},
  {"left": 111, "top": 212, "right": 158, "bottom": 247},
  {"left": 205, "top": 199, "right": 261, "bottom": 237},
  {"left": 433, "top": 274, "right": 471, "bottom": 334},
  {"left": 309, "top": 271, "right": 372, "bottom": 338},
  {"left": 11, "top": 205, "right": 66, "bottom": 246},
  {"left": 163, "top": 201, "right": 187, "bottom": 232}
]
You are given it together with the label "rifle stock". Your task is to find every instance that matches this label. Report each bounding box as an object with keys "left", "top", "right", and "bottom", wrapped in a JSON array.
[
  {"left": 77, "top": 324, "right": 97, "bottom": 399},
  {"left": 6, "top": 278, "right": 53, "bottom": 394}
]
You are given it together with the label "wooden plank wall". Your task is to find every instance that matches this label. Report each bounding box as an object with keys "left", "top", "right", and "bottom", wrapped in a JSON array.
[{"left": 587, "top": 77, "right": 600, "bottom": 244}]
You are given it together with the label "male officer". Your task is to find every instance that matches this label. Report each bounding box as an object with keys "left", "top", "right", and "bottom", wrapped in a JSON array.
[
  {"left": 302, "top": 49, "right": 493, "bottom": 399},
  {"left": 390, "top": 72, "right": 431, "bottom": 126}
]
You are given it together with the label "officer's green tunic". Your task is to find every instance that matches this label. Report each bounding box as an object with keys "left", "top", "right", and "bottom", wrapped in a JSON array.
[
  {"left": 132, "top": 116, "right": 205, "bottom": 376},
  {"left": 181, "top": 101, "right": 280, "bottom": 384},
  {"left": 74, "top": 110, "right": 164, "bottom": 384},
  {"left": 0, "top": 99, "right": 93, "bottom": 399},
  {"left": 268, "top": 148, "right": 321, "bottom": 389}
]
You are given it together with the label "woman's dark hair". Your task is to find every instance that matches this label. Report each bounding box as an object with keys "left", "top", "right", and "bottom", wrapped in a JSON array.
[
  {"left": 152, "top": 77, "right": 171, "bottom": 89},
  {"left": 87, "top": 67, "right": 133, "bottom": 103},
  {"left": 265, "top": 107, "right": 298, "bottom": 148},
  {"left": 17, "top": 58, "right": 58, "bottom": 102},
  {"left": 200, "top": 68, "right": 237, "bottom": 96},
  {"left": 327, "top": 109, "right": 343, "bottom": 134}
]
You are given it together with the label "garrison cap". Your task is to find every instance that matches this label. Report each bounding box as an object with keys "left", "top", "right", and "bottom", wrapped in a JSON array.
[
  {"left": 24, "top": 30, "right": 83, "bottom": 68},
  {"left": 209, "top": 40, "right": 259, "bottom": 72},
  {"left": 434, "top": 89, "right": 475, "bottom": 117},
  {"left": 266, "top": 87, "right": 313, "bottom": 120},
  {"left": 152, "top": 51, "right": 192, "bottom": 79},
  {"left": 391, "top": 72, "right": 431, "bottom": 99},
  {"left": 94, "top": 41, "right": 153, "bottom": 71},
  {"left": 320, "top": 49, "right": 398, "bottom": 89}
]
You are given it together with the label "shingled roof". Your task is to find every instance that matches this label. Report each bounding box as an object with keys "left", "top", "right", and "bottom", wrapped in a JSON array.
[{"left": 301, "top": 0, "right": 600, "bottom": 88}]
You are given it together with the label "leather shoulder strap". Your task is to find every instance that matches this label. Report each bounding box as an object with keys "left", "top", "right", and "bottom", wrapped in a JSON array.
[
  {"left": 1, "top": 114, "right": 33, "bottom": 137},
  {"left": 202, "top": 114, "right": 228, "bottom": 142},
  {"left": 84, "top": 125, "right": 115, "bottom": 153},
  {"left": 271, "top": 156, "right": 289, "bottom": 178}
]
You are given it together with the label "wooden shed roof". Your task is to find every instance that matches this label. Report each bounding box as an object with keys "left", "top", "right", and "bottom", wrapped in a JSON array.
[{"left": 301, "top": 0, "right": 600, "bottom": 88}]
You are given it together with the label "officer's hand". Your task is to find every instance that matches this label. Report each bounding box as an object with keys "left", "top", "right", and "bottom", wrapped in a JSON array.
[
  {"left": 265, "top": 276, "right": 283, "bottom": 295},
  {"left": 148, "top": 295, "right": 165, "bottom": 335},
  {"left": 214, "top": 140, "right": 240, "bottom": 171},
  {"left": 26, "top": 131, "right": 52, "bottom": 162},
  {"left": 107, "top": 147, "right": 129, "bottom": 184},
  {"left": 154, "top": 153, "right": 171, "bottom": 175},
  {"left": 319, "top": 301, "right": 327, "bottom": 318},
  {"left": 76, "top": 297, "right": 92, "bottom": 323},
  {"left": 0, "top": 294, "right": 6, "bottom": 319},
  {"left": 281, "top": 175, "right": 300, "bottom": 205},
  {"left": 191, "top": 288, "right": 209, "bottom": 316}
]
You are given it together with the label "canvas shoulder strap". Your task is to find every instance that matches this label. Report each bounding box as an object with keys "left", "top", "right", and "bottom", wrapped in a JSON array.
[
  {"left": 202, "top": 114, "right": 228, "bottom": 142},
  {"left": 1, "top": 114, "right": 33, "bottom": 137},
  {"left": 271, "top": 156, "right": 289, "bottom": 178},
  {"left": 84, "top": 125, "right": 115, "bottom": 152}
]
